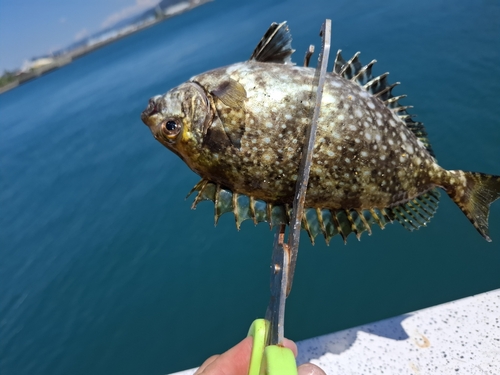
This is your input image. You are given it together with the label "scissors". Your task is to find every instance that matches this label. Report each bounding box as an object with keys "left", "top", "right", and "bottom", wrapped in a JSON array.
[{"left": 246, "top": 19, "right": 332, "bottom": 375}]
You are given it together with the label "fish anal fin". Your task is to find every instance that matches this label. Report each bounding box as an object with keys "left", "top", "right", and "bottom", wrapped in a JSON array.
[
  {"left": 250, "top": 21, "right": 295, "bottom": 64},
  {"left": 187, "top": 180, "right": 446, "bottom": 243},
  {"left": 444, "top": 171, "right": 500, "bottom": 241},
  {"left": 390, "top": 188, "right": 440, "bottom": 232},
  {"left": 214, "top": 184, "right": 230, "bottom": 225}
]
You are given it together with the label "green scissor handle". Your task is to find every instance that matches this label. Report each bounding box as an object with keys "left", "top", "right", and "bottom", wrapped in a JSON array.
[{"left": 247, "top": 319, "right": 297, "bottom": 375}]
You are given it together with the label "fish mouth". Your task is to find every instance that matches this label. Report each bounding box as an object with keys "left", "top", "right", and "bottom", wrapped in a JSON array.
[{"left": 141, "top": 96, "right": 161, "bottom": 127}]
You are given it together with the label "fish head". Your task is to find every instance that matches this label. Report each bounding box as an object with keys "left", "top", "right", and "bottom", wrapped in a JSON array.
[{"left": 141, "top": 82, "right": 210, "bottom": 160}]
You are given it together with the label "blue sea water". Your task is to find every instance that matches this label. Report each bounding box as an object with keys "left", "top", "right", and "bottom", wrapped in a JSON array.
[{"left": 1, "top": 0, "right": 499, "bottom": 374}]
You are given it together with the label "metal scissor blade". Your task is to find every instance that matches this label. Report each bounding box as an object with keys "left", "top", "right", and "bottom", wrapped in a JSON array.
[
  {"left": 265, "top": 20, "right": 332, "bottom": 347},
  {"left": 287, "top": 19, "right": 331, "bottom": 296},
  {"left": 265, "top": 225, "right": 287, "bottom": 346}
]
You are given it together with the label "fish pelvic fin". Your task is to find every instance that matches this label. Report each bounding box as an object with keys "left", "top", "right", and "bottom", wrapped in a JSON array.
[{"left": 443, "top": 171, "right": 500, "bottom": 242}]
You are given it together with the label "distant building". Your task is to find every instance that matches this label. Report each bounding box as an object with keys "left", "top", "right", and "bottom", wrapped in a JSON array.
[
  {"left": 21, "top": 57, "right": 55, "bottom": 72},
  {"left": 164, "top": 2, "right": 191, "bottom": 16}
]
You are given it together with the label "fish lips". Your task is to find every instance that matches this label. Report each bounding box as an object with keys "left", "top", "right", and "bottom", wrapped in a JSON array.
[{"left": 141, "top": 95, "right": 162, "bottom": 127}]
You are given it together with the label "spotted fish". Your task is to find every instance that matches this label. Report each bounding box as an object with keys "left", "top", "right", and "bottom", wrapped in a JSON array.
[{"left": 141, "top": 22, "right": 500, "bottom": 244}]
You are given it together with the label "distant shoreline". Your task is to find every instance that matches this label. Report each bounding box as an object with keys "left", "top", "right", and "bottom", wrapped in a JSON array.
[{"left": 0, "top": 0, "right": 212, "bottom": 95}]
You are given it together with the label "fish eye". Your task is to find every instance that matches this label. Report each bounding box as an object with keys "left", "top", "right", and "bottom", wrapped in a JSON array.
[
  {"left": 166, "top": 120, "right": 177, "bottom": 131},
  {"left": 161, "top": 119, "right": 182, "bottom": 140}
]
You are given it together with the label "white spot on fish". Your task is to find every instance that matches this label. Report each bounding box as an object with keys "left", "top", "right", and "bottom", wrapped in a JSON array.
[
  {"left": 365, "top": 132, "right": 372, "bottom": 141},
  {"left": 264, "top": 137, "right": 271, "bottom": 143}
]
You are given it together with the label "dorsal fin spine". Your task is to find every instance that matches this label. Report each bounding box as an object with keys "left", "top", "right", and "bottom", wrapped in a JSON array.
[
  {"left": 351, "top": 59, "right": 377, "bottom": 85},
  {"left": 333, "top": 49, "right": 345, "bottom": 73},
  {"left": 392, "top": 105, "right": 414, "bottom": 114},
  {"left": 384, "top": 95, "right": 407, "bottom": 105},
  {"left": 338, "top": 52, "right": 361, "bottom": 77}
]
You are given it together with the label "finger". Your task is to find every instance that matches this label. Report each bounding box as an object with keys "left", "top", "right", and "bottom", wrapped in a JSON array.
[
  {"left": 298, "top": 363, "right": 327, "bottom": 375},
  {"left": 282, "top": 338, "right": 298, "bottom": 357},
  {"left": 194, "top": 355, "right": 219, "bottom": 375},
  {"left": 196, "top": 336, "right": 253, "bottom": 375}
]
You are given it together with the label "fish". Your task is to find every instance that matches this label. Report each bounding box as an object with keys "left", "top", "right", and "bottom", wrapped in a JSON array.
[{"left": 141, "top": 21, "right": 500, "bottom": 244}]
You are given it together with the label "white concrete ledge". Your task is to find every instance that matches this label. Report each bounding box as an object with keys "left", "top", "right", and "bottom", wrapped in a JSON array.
[{"left": 172, "top": 289, "right": 500, "bottom": 374}]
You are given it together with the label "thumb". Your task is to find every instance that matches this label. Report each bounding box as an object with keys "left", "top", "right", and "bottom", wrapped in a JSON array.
[{"left": 298, "top": 363, "right": 327, "bottom": 375}]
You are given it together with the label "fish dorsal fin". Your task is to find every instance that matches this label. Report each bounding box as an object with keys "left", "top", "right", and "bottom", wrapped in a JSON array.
[
  {"left": 250, "top": 21, "right": 295, "bottom": 64},
  {"left": 334, "top": 50, "right": 435, "bottom": 157}
]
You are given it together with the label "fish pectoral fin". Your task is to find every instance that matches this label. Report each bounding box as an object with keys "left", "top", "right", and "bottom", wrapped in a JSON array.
[
  {"left": 210, "top": 78, "right": 247, "bottom": 149},
  {"left": 249, "top": 21, "right": 295, "bottom": 64},
  {"left": 210, "top": 78, "right": 247, "bottom": 110}
]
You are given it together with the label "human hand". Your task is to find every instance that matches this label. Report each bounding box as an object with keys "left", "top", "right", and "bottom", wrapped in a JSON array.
[{"left": 194, "top": 336, "right": 326, "bottom": 375}]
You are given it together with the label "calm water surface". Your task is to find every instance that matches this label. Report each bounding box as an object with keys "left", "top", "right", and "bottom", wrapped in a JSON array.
[{"left": 1, "top": 0, "right": 499, "bottom": 374}]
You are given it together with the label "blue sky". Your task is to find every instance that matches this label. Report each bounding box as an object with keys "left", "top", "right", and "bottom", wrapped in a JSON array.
[{"left": 0, "top": 0, "right": 160, "bottom": 72}]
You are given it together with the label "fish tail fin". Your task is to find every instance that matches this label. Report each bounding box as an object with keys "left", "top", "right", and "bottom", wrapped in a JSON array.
[{"left": 443, "top": 170, "right": 500, "bottom": 241}]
